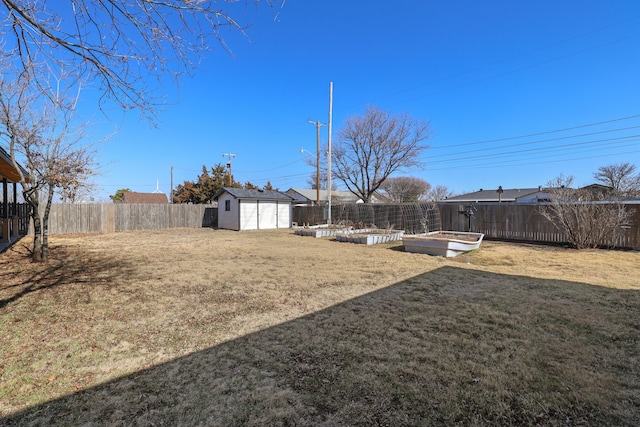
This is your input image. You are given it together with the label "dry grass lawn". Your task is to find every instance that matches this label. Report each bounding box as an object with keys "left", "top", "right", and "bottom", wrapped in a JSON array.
[{"left": 1, "top": 228, "right": 639, "bottom": 426}]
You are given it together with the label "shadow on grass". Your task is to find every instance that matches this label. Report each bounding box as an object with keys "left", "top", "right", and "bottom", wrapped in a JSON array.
[
  {"left": 0, "top": 242, "right": 137, "bottom": 310},
  {"left": 2, "top": 267, "right": 639, "bottom": 426}
]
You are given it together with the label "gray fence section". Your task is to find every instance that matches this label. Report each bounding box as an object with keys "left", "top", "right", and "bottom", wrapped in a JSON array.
[
  {"left": 293, "top": 202, "right": 640, "bottom": 249},
  {"left": 28, "top": 204, "right": 217, "bottom": 235}
]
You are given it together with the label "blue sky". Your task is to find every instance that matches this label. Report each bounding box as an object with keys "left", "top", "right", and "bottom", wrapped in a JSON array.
[{"left": 89, "top": 0, "right": 640, "bottom": 201}]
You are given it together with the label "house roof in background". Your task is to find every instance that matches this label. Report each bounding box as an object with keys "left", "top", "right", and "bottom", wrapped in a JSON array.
[
  {"left": 442, "top": 187, "right": 541, "bottom": 203},
  {"left": 121, "top": 191, "right": 168, "bottom": 204},
  {"left": 214, "top": 187, "right": 294, "bottom": 201},
  {"left": 286, "top": 188, "right": 362, "bottom": 203}
]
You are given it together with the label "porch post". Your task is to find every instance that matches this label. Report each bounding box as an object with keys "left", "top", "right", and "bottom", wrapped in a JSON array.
[
  {"left": 1, "top": 178, "right": 8, "bottom": 242},
  {"left": 12, "top": 182, "right": 17, "bottom": 215},
  {"left": 2, "top": 178, "right": 7, "bottom": 217},
  {"left": 11, "top": 182, "right": 18, "bottom": 237}
]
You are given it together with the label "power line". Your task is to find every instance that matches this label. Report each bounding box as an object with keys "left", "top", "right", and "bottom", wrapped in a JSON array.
[
  {"left": 430, "top": 114, "right": 640, "bottom": 150},
  {"left": 427, "top": 134, "right": 640, "bottom": 165},
  {"left": 425, "top": 147, "right": 640, "bottom": 172},
  {"left": 426, "top": 135, "right": 640, "bottom": 166}
]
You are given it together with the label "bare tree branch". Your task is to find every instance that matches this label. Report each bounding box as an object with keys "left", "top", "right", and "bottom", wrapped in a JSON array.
[
  {"left": 540, "top": 174, "right": 631, "bottom": 249},
  {"left": 593, "top": 162, "right": 640, "bottom": 197},
  {"left": 333, "top": 106, "right": 430, "bottom": 203},
  {"left": 0, "top": 0, "right": 283, "bottom": 118},
  {"left": 379, "top": 176, "right": 431, "bottom": 202},
  {"left": 0, "top": 61, "right": 100, "bottom": 261}
]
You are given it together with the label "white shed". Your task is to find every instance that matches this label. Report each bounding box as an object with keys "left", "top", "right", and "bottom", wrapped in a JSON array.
[{"left": 213, "top": 187, "right": 293, "bottom": 231}]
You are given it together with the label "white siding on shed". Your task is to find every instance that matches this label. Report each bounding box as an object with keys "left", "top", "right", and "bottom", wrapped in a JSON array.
[
  {"left": 258, "top": 201, "right": 277, "bottom": 229},
  {"left": 277, "top": 202, "right": 290, "bottom": 228},
  {"left": 240, "top": 200, "right": 259, "bottom": 230}
]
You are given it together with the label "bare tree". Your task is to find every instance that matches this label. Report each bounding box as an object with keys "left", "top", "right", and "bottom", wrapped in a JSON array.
[
  {"left": 379, "top": 176, "right": 431, "bottom": 202},
  {"left": 0, "top": 0, "right": 284, "bottom": 118},
  {"left": 0, "top": 68, "right": 98, "bottom": 261},
  {"left": 426, "top": 185, "right": 454, "bottom": 202},
  {"left": 306, "top": 170, "right": 336, "bottom": 190},
  {"left": 333, "top": 106, "right": 430, "bottom": 203},
  {"left": 594, "top": 162, "right": 639, "bottom": 197},
  {"left": 540, "top": 174, "right": 630, "bottom": 249}
]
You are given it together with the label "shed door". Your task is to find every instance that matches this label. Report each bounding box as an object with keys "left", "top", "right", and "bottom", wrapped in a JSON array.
[
  {"left": 258, "top": 201, "right": 277, "bottom": 229},
  {"left": 277, "top": 202, "right": 290, "bottom": 228},
  {"left": 240, "top": 201, "right": 258, "bottom": 230}
]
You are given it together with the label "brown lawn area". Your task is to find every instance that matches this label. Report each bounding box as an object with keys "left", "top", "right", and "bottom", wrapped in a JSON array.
[{"left": 1, "top": 228, "right": 639, "bottom": 426}]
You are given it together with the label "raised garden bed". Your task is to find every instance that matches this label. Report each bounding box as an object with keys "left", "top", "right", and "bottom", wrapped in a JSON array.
[
  {"left": 402, "top": 231, "right": 484, "bottom": 257},
  {"left": 335, "top": 229, "right": 404, "bottom": 245},
  {"left": 294, "top": 224, "right": 351, "bottom": 238}
]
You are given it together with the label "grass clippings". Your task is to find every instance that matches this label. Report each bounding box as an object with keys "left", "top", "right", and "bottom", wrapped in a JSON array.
[{"left": 1, "top": 228, "right": 639, "bottom": 426}]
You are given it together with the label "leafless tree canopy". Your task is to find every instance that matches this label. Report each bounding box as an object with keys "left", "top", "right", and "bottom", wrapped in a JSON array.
[
  {"left": 540, "top": 174, "right": 631, "bottom": 249},
  {"left": 379, "top": 176, "right": 431, "bottom": 203},
  {"left": 333, "top": 106, "right": 430, "bottom": 203},
  {"left": 425, "top": 184, "right": 454, "bottom": 202},
  {"left": 306, "top": 170, "right": 336, "bottom": 190},
  {"left": 0, "top": 0, "right": 283, "bottom": 116},
  {"left": 0, "top": 63, "right": 98, "bottom": 261},
  {"left": 593, "top": 162, "right": 640, "bottom": 197}
]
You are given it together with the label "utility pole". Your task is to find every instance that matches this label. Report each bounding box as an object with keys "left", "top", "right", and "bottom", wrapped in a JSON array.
[
  {"left": 221, "top": 153, "right": 237, "bottom": 186},
  {"left": 307, "top": 119, "right": 326, "bottom": 205},
  {"left": 327, "top": 82, "right": 333, "bottom": 225},
  {"left": 170, "top": 165, "right": 174, "bottom": 203}
]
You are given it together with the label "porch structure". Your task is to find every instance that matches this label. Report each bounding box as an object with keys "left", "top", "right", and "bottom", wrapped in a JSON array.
[{"left": 0, "top": 147, "right": 28, "bottom": 252}]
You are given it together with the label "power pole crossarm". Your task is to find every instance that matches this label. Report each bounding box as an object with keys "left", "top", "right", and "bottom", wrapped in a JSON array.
[{"left": 221, "top": 153, "right": 237, "bottom": 186}]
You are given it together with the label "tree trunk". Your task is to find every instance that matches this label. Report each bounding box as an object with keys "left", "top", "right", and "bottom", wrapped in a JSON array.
[
  {"left": 41, "top": 185, "right": 55, "bottom": 261},
  {"left": 30, "top": 204, "right": 43, "bottom": 262},
  {"left": 22, "top": 186, "right": 44, "bottom": 262}
]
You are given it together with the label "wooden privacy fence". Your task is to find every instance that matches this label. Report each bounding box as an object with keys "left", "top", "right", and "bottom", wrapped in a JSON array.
[
  {"left": 293, "top": 202, "right": 640, "bottom": 249},
  {"left": 28, "top": 204, "right": 217, "bottom": 235},
  {"left": 20, "top": 202, "right": 640, "bottom": 249},
  {"left": 439, "top": 202, "right": 640, "bottom": 249}
]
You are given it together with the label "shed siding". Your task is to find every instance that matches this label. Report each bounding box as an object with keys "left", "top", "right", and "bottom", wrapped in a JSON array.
[
  {"left": 215, "top": 189, "right": 293, "bottom": 231},
  {"left": 240, "top": 200, "right": 259, "bottom": 230},
  {"left": 277, "top": 202, "right": 291, "bottom": 228},
  {"left": 218, "top": 193, "right": 240, "bottom": 230},
  {"left": 259, "top": 201, "right": 277, "bottom": 229}
]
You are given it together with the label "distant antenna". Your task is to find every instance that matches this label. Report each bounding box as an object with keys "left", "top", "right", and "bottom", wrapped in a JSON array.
[{"left": 153, "top": 179, "right": 162, "bottom": 194}]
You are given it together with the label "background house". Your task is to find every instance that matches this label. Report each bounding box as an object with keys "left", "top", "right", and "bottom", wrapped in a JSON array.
[
  {"left": 441, "top": 187, "right": 543, "bottom": 203},
  {"left": 214, "top": 187, "right": 293, "bottom": 231},
  {"left": 441, "top": 184, "right": 634, "bottom": 204},
  {"left": 285, "top": 188, "right": 362, "bottom": 205},
  {"left": 121, "top": 191, "right": 168, "bottom": 204}
]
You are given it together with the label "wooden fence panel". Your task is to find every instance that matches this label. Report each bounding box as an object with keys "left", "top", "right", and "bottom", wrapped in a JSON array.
[
  {"left": 437, "top": 202, "right": 639, "bottom": 248},
  {"left": 27, "top": 204, "right": 218, "bottom": 235}
]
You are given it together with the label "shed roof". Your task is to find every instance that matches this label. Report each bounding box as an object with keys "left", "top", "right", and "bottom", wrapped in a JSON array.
[
  {"left": 121, "top": 191, "right": 168, "bottom": 204},
  {"left": 214, "top": 187, "right": 294, "bottom": 201}
]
